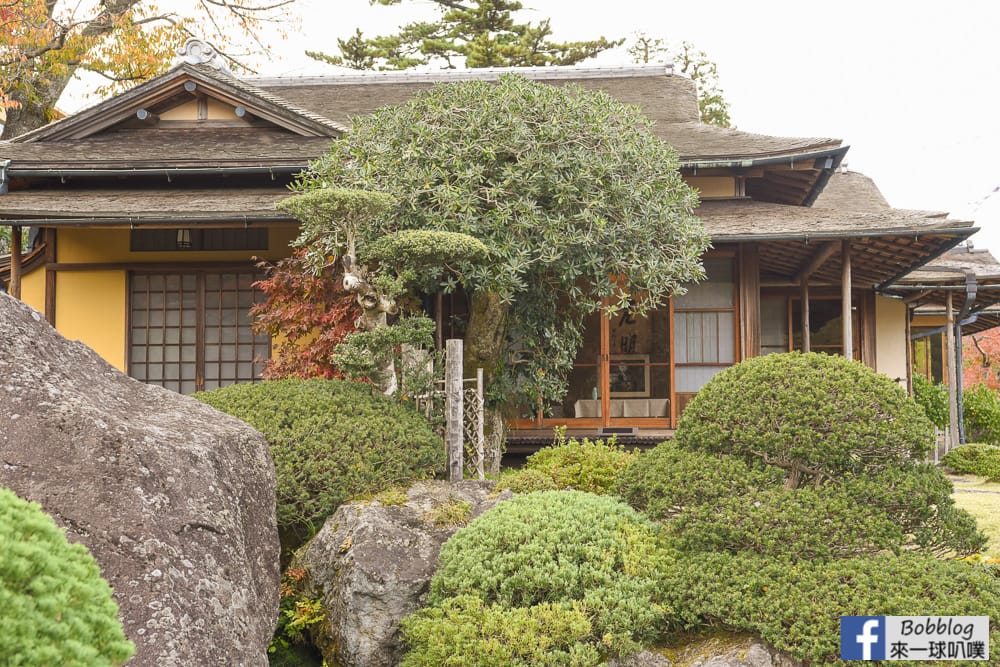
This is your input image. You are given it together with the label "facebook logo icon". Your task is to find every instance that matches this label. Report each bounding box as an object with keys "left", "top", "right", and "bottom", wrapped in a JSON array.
[{"left": 842, "top": 616, "right": 886, "bottom": 660}]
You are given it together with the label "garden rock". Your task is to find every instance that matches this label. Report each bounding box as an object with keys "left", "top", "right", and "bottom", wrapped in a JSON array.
[
  {"left": 296, "top": 480, "right": 512, "bottom": 667},
  {"left": 0, "top": 294, "right": 280, "bottom": 666},
  {"left": 610, "top": 633, "right": 800, "bottom": 667}
]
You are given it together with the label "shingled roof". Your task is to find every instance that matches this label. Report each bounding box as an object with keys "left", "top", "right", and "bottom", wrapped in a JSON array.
[{"left": 249, "top": 65, "right": 843, "bottom": 165}]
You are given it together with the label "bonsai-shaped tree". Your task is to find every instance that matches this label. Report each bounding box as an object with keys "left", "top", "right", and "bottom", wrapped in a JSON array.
[{"left": 278, "top": 188, "right": 487, "bottom": 395}]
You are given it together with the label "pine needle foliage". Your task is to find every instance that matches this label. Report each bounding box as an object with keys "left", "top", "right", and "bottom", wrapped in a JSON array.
[{"left": 0, "top": 486, "right": 133, "bottom": 666}]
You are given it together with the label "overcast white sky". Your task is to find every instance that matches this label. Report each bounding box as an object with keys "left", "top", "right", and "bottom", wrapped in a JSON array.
[{"left": 68, "top": 0, "right": 1000, "bottom": 251}]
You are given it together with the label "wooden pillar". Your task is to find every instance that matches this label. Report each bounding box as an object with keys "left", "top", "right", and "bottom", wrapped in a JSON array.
[
  {"left": 945, "top": 291, "right": 959, "bottom": 450},
  {"left": 445, "top": 338, "right": 464, "bottom": 482},
  {"left": 9, "top": 225, "right": 22, "bottom": 299},
  {"left": 842, "top": 240, "right": 853, "bottom": 360},
  {"left": 738, "top": 243, "right": 760, "bottom": 359},
  {"left": 800, "top": 276, "right": 810, "bottom": 353},
  {"left": 44, "top": 228, "right": 57, "bottom": 325}
]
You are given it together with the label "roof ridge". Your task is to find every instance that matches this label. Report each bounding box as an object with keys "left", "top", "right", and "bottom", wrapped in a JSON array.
[{"left": 248, "top": 63, "right": 674, "bottom": 87}]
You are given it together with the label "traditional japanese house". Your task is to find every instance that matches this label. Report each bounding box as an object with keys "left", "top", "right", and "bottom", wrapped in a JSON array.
[{"left": 0, "top": 41, "right": 979, "bottom": 443}]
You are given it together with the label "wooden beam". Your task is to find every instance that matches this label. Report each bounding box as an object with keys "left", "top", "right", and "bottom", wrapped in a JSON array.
[
  {"left": 795, "top": 241, "right": 839, "bottom": 281},
  {"left": 842, "top": 240, "right": 853, "bottom": 360},
  {"left": 800, "top": 274, "right": 811, "bottom": 352},
  {"left": 9, "top": 225, "right": 22, "bottom": 299},
  {"left": 902, "top": 289, "right": 934, "bottom": 305},
  {"left": 44, "top": 228, "right": 56, "bottom": 325}
]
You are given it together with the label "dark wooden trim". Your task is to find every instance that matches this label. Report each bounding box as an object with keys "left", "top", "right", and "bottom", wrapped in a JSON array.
[
  {"left": 44, "top": 229, "right": 57, "bottom": 325},
  {"left": 124, "top": 272, "right": 133, "bottom": 374},
  {"left": 47, "top": 261, "right": 260, "bottom": 272},
  {"left": 196, "top": 274, "right": 206, "bottom": 392},
  {"left": 9, "top": 225, "right": 22, "bottom": 299}
]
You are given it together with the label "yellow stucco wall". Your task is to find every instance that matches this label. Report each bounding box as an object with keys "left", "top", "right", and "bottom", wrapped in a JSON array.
[
  {"left": 51, "top": 225, "right": 297, "bottom": 371},
  {"left": 56, "top": 271, "right": 127, "bottom": 370},
  {"left": 875, "top": 295, "right": 908, "bottom": 383},
  {"left": 18, "top": 266, "right": 46, "bottom": 315}
]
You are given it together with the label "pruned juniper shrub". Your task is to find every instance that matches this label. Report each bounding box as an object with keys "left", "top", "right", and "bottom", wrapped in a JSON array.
[
  {"left": 499, "top": 429, "right": 638, "bottom": 495},
  {"left": 657, "top": 550, "right": 1000, "bottom": 664},
  {"left": 675, "top": 352, "right": 934, "bottom": 485},
  {"left": 943, "top": 442, "right": 1000, "bottom": 481},
  {"left": 613, "top": 443, "right": 783, "bottom": 521},
  {"left": 195, "top": 378, "right": 445, "bottom": 551},
  {"left": 400, "top": 595, "right": 601, "bottom": 667},
  {"left": 420, "top": 490, "right": 668, "bottom": 659},
  {"left": 0, "top": 486, "right": 134, "bottom": 666}
]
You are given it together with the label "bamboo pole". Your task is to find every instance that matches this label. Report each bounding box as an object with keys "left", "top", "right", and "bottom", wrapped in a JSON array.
[{"left": 800, "top": 275, "right": 810, "bottom": 353}]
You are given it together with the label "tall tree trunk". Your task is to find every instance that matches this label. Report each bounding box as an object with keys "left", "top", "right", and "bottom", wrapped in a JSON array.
[{"left": 464, "top": 291, "right": 508, "bottom": 473}]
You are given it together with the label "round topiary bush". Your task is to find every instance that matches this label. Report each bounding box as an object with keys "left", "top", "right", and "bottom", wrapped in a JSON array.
[
  {"left": 195, "top": 379, "right": 445, "bottom": 548},
  {"left": 498, "top": 431, "right": 638, "bottom": 495},
  {"left": 942, "top": 442, "right": 1000, "bottom": 481},
  {"left": 675, "top": 352, "right": 934, "bottom": 486},
  {"left": 427, "top": 490, "right": 667, "bottom": 656},
  {"left": 0, "top": 486, "right": 134, "bottom": 666},
  {"left": 963, "top": 384, "right": 1000, "bottom": 446}
]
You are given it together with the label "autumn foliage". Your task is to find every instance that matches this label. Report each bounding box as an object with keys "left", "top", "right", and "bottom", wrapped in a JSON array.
[
  {"left": 251, "top": 250, "right": 359, "bottom": 379},
  {"left": 965, "top": 329, "right": 1000, "bottom": 390}
]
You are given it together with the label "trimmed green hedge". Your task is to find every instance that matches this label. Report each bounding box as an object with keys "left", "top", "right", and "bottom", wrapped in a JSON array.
[
  {"left": 942, "top": 443, "right": 1000, "bottom": 482},
  {"left": 675, "top": 352, "right": 934, "bottom": 485},
  {"left": 0, "top": 486, "right": 134, "bottom": 666},
  {"left": 196, "top": 378, "right": 445, "bottom": 547}
]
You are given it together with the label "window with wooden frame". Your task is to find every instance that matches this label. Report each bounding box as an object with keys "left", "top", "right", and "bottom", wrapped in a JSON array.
[
  {"left": 128, "top": 271, "right": 270, "bottom": 393},
  {"left": 673, "top": 255, "right": 738, "bottom": 414}
]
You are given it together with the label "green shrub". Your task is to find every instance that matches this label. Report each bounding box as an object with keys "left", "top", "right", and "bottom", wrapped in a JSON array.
[
  {"left": 400, "top": 595, "right": 601, "bottom": 667},
  {"left": 613, "top": 442, "right": 783, "bottom": 521},
  {"left": 428, "top": 490, "right": 667, "bottom": 656},
  {"left": 675, "top": 352, "right": 934, "bottom": 486},
  {"left": 518, "top": 431, "right": 639, "bottom": 495},
  {"left": 963, "top": 384, "right": 1000, "bottom": 446},
  {"left": 659, "top": 550, "right": 1000, "bottom": 664},
  {"left": 0, "top": 486, "right": 134, "bottom": 666},
  {"left": 912, "top": 373, "right": 949, "bottom": 429},
  {"left": 195, "top": 379, "right": 445, "bottom": 547},
  {"left": 943, "top": 442, "right": 1000, "bottom": 481},
  {"left": 496, "top": 468, "right": 559, "bottom": 494}
]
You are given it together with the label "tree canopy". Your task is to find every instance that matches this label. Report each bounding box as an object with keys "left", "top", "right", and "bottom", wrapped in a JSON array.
[
  {"left": 628, "top": 32, "right": 732, "bottom": 128},
  {"left": 307, "top": 0, "right": 621, "bottom": 70},
  {"left": 284, "top": 74, "right": 708, "bottom": 419},
  {"left": 0, "top": 0, "right": 297, "bottom": 137}
]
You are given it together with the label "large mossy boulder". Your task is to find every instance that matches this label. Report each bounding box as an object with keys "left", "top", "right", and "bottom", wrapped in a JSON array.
[
  {"left": 0, "top": 294, "right": 279, "bottom": 666},
  {"left": 296, "top": 480, "right": 510, "bottom": 667}
]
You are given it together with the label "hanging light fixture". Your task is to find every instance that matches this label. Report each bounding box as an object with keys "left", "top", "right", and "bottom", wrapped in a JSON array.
[{"left": 176, "top": 228, "right": 192, "bottom": 249}]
